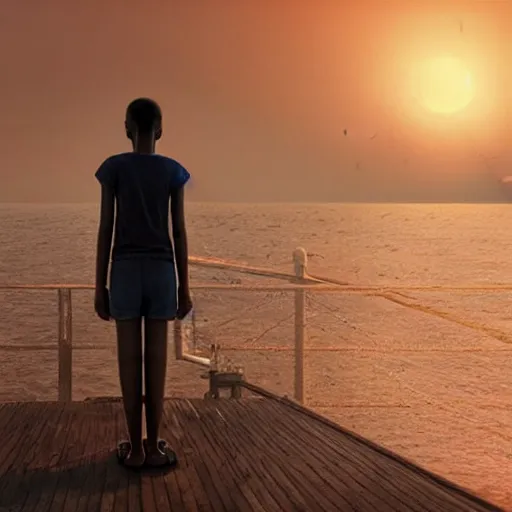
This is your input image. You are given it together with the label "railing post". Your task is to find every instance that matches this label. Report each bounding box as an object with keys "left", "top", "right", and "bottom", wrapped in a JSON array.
[
  {"left": 57, "top": 288, "right": 72, "bottom": 402},
  {"left": 293, "top": 247, "right": 307, "bottom": 404},
  {"left": 174, "top": 320, "right": 183, "bottom": 360}
]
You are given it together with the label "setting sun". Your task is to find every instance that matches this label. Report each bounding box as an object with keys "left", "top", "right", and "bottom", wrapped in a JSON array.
[{"left": 415, "top": 56, "right": 474, "bottom": 114}]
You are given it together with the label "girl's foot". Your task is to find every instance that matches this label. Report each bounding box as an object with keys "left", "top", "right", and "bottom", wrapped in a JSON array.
[
  {"left": 144, "top": 442, "right": 169, "bottom": 467},
  {"left": 143, "top": 439, "right": 177, "bottom": 468},
  {"left": 117, "top": 441, "right": 145, "bottom": 469},
  {"left": 124, "top": 448, "right": 145, "bottom": 468}
]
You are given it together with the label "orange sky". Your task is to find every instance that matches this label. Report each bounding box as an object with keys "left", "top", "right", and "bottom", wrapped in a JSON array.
[{"left": 0, "top": 1, "right": 510, "bottom": 202}]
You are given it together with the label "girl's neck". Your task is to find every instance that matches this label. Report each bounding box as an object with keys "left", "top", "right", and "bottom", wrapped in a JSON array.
[{"left": 132, "top": 133, "right": 155, "bottom": 154}]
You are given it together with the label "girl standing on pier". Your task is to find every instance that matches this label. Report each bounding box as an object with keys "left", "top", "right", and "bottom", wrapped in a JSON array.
[{"left": 94, "top": 98, "right": 192, "bottom": 469}]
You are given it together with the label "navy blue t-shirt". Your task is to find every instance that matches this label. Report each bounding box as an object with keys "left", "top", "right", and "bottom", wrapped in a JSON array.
[{"left": 95, "top": 152, "right": 190, "bottom": 261}]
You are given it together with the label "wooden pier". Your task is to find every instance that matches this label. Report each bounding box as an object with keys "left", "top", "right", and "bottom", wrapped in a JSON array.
[{"left": 0, "top": 397, "right": 502, "bottom": 512}]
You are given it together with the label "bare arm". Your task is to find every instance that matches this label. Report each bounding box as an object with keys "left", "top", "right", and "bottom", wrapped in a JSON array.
[
  {"left": 95, "top": 184, "right": 115, "bottom": 291},
  {"left": 170, "top": 187, "right": 189, "bottom": 294}
]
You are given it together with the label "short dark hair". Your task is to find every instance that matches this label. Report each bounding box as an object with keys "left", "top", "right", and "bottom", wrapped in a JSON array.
[{"left": 125, "top": 98, "right": 162, "bottom": 134}]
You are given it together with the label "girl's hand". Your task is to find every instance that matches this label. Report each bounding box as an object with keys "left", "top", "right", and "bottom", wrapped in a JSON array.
[
  {"left": 94, "top": 287, "right": 111, "bottom": 321},
  {"left": 177, "top": 289, "right": 193, "bottom": 319}
]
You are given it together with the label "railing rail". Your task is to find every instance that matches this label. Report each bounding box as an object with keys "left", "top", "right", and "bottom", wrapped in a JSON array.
[{"left": 2, "top": 249, "right": 512, "bottom": 403}]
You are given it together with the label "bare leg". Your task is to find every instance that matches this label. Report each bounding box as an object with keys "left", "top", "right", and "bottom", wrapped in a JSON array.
[
  {"left": 116, "top": 319, "right": 145, "bottom": 467},
  {"left": 144, "top": 318, "right": 169, "bottom": 466}
]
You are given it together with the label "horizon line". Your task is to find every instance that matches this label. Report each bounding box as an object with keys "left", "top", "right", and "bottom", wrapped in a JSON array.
[{"left": 1, "top": 200, "right": 512, "bottom": 206}]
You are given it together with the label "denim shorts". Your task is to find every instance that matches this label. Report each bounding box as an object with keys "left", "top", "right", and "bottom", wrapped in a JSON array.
[{"left": 109, "top": 258, "right": 178, "bottom": 320}]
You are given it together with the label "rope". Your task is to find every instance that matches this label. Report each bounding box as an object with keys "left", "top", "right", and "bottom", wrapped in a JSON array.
[
  {"left": 205, "top": 291, "right": 280, "bottom": 331},
  {"left": 244, "top": 312, "right": 295, "bottom": 345},
  {"left": 306, "top": 294, "right": 375, "bottom": 340},
  {"left": 189, "top": 292, "right": 294, "bottom": 361}
]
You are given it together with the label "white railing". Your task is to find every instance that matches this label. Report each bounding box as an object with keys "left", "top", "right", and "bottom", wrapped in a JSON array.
[{"left": 3, "top": 248, "right": 512, "bottom": 403}]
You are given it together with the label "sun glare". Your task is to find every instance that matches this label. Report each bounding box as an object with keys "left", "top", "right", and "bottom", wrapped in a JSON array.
[{"left": 415, "top": 56, "right": 474, "bottom": 115}]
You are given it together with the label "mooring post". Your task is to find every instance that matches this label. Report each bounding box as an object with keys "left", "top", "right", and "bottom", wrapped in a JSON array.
[
  {"left": 293, "top": 247, "right": 307, "bottom": 404},
  {"left": 57, "top": 288, "right": 73, "bottom": 402}
]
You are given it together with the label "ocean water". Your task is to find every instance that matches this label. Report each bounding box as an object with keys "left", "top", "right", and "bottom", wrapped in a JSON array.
[
  {"left": 1, "top": 201, "right": 511, "bottom": 287},
  {"left": 1, "top": 202, "right": 512, "bottom": 506}
]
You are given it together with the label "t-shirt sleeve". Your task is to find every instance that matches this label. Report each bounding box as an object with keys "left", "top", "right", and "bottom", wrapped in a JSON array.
[
  {"left": 95, "top": 158, "right": 117, "bottom": 188},
  {"left": 169, "top": 162, "right": 190, "bottom": 189}
]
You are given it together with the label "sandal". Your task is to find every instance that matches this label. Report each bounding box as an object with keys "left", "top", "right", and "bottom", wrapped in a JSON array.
[
  {"left": 116, "top": 440, "right": 145, "bottom": 470},
  {"left": 142, "top": 438, "right": 178, "bottom": 469}
]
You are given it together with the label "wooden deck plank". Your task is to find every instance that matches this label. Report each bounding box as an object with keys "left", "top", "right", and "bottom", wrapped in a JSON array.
[
  {"left": 262, "top": 398, "right": 495, "bottom": 511},
  {"left": 256, "top": 398, "right": 436, "bottom": 511},
  {"left": 172, "top": 400, "right": 236, "bottom": 511},
  {"left": 196, "top": 401, "right": 288, "bottom": 511},
  {"left": 273, "top": 398, "right": 491, "bottom": 511},
  {"left": 0, "top": 403, "right": 63, "bottom": 511},
  {"left": 209, "top": 398, "right": 341, "bottom": 512},
  {"left": 200, "top": 404, "right": 328, "bottom": 511},
  {"left": 111, "top": 404, "right": 141, "bottom": 512},
  {"left": 48, "top": 404, "right": 85, "bottom": 512},
  {"left": 99, "top": 403, "right": 122, "bottom": 512},
  {"left": 160, "top": 403, "right": 199, "bottom": 512},
  {"left": 184, "top": 400, "right": 279, "bottom": 512},
  {"left": 0, "top": 403, "right": 31, "bottom": 478},
  {"left": 0, "top": 399, "right": 504, "bottom": 512},
  {"left": 9, "top": 403, "right": 63, "bottom": 512},
  {"left": 76, "top": 403, "right": 105, "bottom": 512},
  {"left": 48, "top": 406, "right": 81, "bottom": 512},
  {"left": 79, "top": 403, "right": 108, "bottom": 512},
  {"left": 224, "top": 398, "right": 365, "bottom": 512},
  {"left": 268, "top": 399, "right": 457, "bottom": 511},
  {"left": 163, "top": 403, "right": 212, "bottom": 511},
  {"left": 17, "top": 404, "right": 54, "bottom": 512},
  {"left": 33, "top": 405, "right": 63, "bottom": 509},
  {"left": 55, "top": 403, "right": 88, "bottom": 512},
  {"left": 147, "top": 403, "right": 188, "bottom": 512},
  {"left": 181, "top": 399, "right": 268, "bottom": 512},
  {"left": 0, "top": 402, "right": 19, "bottom": 440},
  {"left": 13, "top": 403, "right": 65, "bottom": 512},
  {"left": 75, "top": 403, "right": 101, "bottom": 512},
  {"left": 259, "top": 398, "right": 429, "bottom": 511}
]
